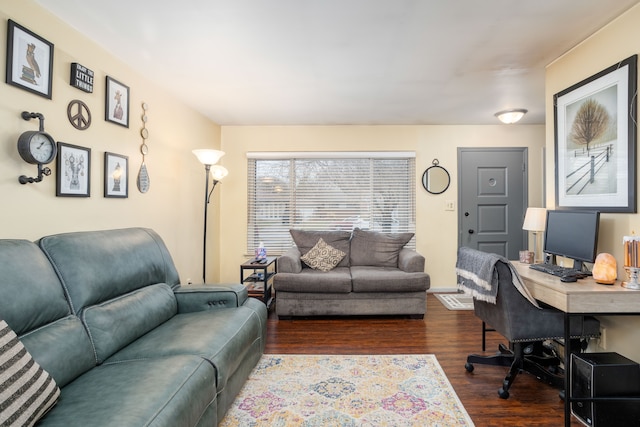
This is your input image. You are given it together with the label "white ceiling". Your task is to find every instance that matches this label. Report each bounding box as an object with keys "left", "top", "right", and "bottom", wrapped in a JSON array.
[{"left": 36, "top": 0, "right": 639, "bottom": 125}]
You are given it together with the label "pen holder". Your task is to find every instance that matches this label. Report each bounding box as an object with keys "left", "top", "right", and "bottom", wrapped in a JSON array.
[{"left": 623, "top": 266, "right": 640, "bottom": 290}]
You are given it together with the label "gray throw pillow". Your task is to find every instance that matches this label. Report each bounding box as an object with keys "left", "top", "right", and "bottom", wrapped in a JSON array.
[
  {"left": 0, "top": 319, "right": 61, "bottom": 427},
  {"left": 350, "top": 228, "right": 414, "bottom": 267},
  {"left": 290, "top": 229, "right": 352, "bottom": 267},
  {"left": 300, "top": 238, "right": 347, "bottom": 272}
]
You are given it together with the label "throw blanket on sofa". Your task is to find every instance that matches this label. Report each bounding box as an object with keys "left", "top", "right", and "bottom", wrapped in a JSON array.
[{"left": 456, "top": 247, "right": 539, "bottom": 308}]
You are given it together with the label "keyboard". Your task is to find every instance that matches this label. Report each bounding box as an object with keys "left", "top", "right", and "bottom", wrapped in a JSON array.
[{"left": 529, "top": 263, "right": 590, "bottom": 278}]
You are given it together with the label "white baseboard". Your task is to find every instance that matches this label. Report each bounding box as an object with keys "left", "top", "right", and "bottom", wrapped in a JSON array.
[{"left": 427, "top": 287, "right": 459, "bottom": 293}]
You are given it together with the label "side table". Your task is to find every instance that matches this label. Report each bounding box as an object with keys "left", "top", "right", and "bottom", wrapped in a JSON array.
[{"left": 240, "top": 256, "right": 276, "bottom": 308}]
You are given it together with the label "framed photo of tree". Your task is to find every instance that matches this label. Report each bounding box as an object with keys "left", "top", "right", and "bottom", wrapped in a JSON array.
[{"left": 554, "top": 54, "right": 637, "bottom": 213}]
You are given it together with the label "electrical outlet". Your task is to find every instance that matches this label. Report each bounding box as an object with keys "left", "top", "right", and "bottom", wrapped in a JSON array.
[
  {"left": 598, "top": 326, "right": 607, "bottom": 349},
  {"left": 445, "top": 200, "right": 455, "bottom": 211}
]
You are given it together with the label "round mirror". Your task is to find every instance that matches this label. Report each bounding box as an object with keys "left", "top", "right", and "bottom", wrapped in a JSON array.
[{"left": 422, "top": 159, "right": 450, "bottom": 194}]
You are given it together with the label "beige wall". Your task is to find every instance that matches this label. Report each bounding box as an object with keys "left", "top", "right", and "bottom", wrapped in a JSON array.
[
  {"left": 1, "top": 2, "right": 224, "bottom": 284},
  {"left": 546, "top": 4, "right": 640, "bottom": 360},
  {"left": 218, "top": 125, "right": 545, "bottom": 289},
  {"left": 9, "top": 0, "right": 636, "bottom": 360}
]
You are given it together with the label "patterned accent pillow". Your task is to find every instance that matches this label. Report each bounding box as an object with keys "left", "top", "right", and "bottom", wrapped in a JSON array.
[
  {"left": 0, "top": 320, "right": 61, "bottom": 427},
  {"left": 300, "top": 238, "right": 347, "bottom": 272}
]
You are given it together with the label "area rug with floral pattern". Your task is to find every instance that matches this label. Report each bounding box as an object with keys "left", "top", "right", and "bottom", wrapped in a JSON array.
[{"left": 220, "top": 354, "right": 474, "bottom": 426}]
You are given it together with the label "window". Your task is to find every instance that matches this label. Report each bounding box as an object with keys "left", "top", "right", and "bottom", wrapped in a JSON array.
[{"left": 247, "top": 152, "right": 416, "bottom": 254}]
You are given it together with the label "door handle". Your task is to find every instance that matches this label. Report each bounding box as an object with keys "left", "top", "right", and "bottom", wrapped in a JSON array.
[{"left": 468, "top": 229, "right": 475, "bottom": 234}]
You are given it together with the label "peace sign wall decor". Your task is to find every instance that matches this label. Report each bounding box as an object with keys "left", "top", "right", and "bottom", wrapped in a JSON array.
[{"left": 67, "top": 99, "right": 91, "bottom": 130}]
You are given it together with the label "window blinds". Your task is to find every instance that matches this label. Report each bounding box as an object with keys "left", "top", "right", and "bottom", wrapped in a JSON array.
[{"left": 247, "top": 152, "right": 416, "bottom": 254}]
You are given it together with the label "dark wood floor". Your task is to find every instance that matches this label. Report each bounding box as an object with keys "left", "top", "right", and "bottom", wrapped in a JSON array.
[{"left": 265, "top": 293, "right": 580, "bottom": 426}]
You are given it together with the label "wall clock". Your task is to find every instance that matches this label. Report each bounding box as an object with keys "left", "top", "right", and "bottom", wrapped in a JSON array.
[{"left": 17, "top": 111, "right": 57, "bottom": 184}]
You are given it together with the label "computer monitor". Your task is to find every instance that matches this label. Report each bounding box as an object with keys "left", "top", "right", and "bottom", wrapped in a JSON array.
[{"left": 543, "top": 210, "right": 600, "bottom": 271}]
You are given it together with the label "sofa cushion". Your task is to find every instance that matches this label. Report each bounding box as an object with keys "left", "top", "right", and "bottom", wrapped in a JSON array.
[
  {"left": 0, "top": 320, "right": 60, "bottom": 427},
  {"left": 37, "top": 355, "right": 216, "bottom": 427},
  {"left": 350, "top": 228, "right": 414, "bottom": 267},
  {"left": 0, "top": 240, "right": 71, "bottom": 336},
  {"left": 82, "top": 283, "right": 178, "bottom": 363},
  {"left": 105, "top": 307, "right": 264, "bottom": 395},
  {"left": 300, "top": 238, "right": 346, "bottom": 272},
  {"left": 19, "top": 316, "right": 96, "bottom": 388},
  {"left": 274, "top": 267, "right": 353, "bottom": 293},
  {"left": 38, "top": 228, "right": 181, "bottom": 313},
  {"left": 290, "top": 230, "right": 352, "bottom": 268},
  {"left": 350, "top": 266, "right": 430, "bottom": 292}
]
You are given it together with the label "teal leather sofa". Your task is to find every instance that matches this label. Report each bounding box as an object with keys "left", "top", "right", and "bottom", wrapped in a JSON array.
[{"left": 0, "top": 228, "right": 267, "bottom": 427}]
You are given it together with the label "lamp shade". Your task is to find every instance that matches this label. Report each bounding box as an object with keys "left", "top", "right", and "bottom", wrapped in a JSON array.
[
  {"left": 193, "top": 149, "right": 225, "bottom": 165},
  {"left": 210, "top": 165, "right": 229, "bottom": 181},
  {"left": 495, "top": 109, "right": 527, "bottom": 124},
  {"left": 522, "top": 207, "right": 547, "bottom": 232}
]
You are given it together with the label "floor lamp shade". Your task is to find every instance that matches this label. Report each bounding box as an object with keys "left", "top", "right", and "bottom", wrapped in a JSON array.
[{"left": 193, "top": 149, "right": 225, "bottom": 166}]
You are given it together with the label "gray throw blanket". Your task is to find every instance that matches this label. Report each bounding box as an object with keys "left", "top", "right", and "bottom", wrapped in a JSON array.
[{"left": 456, "top": 247, "right": 539, "bottom": 308}]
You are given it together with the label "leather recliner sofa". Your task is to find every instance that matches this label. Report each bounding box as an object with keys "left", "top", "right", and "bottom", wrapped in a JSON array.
[{"left": 0, "top": 228, "right": 266, "bottom": 427}]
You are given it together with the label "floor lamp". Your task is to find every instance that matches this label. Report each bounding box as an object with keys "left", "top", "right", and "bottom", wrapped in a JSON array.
[
  {"left": 193, "top": 149, "right": 228, "bottom": 283},
  {"left": 522, "top": 207, "right": 547, "bottom": 264}
]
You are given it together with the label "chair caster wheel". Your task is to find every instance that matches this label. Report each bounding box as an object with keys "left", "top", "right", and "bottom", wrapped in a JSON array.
[
  {"left": 498, "top": 388, "right": 510, "bottom": 399},
  {"left": 465, "top": 362, "right": 474, "bottom": 372}
]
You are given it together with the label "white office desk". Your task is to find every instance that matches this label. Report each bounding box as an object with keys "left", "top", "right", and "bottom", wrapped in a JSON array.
[{"left": 513, "top": 262, "right": 640, "bottom": 426}]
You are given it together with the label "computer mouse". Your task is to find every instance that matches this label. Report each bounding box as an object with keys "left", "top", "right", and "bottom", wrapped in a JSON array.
[{"left": 561, "top": 275, "right": 578, "bottom": 282}]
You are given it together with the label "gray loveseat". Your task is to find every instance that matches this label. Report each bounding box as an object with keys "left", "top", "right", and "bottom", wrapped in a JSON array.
[
  {"left": 0, "top": 228, "right": 266, "bottom": 427},
  {"left": 274, "top": 228, "right": 430, "bottom": 318}
]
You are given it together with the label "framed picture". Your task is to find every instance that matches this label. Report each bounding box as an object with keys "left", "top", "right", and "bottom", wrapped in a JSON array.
[
  {"left": 104, "top": 152, "right": 128, "bottom": 198},
  {"left": 554, "top": 54, "right": 637, "bottom": 213},
  {"left": 105, "top": 76, "right": 129, "bottom": 127},
  {"left": 5, "top": 19, "right": 54, "bottom": 99},
  {"left": 57, "top": 142, "right": 91, "bottom": 197}
]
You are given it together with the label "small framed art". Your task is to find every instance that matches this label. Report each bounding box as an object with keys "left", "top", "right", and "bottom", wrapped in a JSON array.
[
  {"left": 105, "top": 76, "right": 129, "bottom": 127},
  {"left": 57, "top": 142, "right": 91, "bottom": 197},
  {"left": 5, "top": 19, "right": 54, "bottom": 99},
  {"left": 104, "top": 152, "right": 128, "bottom": 198}
]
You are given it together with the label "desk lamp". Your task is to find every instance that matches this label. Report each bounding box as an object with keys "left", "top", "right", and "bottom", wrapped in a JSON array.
[{"left": 522, "top": 207, "right": 546, "bottom": 263}]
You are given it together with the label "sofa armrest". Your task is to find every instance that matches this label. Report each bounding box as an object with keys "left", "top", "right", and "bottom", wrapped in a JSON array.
[
  {"left": 278, "top": 247, "right": 303, "bottom": 273},
  {"left": 398, "top": 248, "right": 425, "bottom": 273},
  {"left": 173, "top": 284, "right": 248, "bottom": 312}
]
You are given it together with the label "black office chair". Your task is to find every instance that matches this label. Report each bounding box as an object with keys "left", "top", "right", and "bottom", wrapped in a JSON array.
[{"left": 457, "top": 247, "right": 600, "bottom": 399}]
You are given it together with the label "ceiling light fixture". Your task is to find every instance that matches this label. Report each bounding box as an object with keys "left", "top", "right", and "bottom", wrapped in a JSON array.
[{"left": 495, "top": 109, "right": 528, "bottom": 124}]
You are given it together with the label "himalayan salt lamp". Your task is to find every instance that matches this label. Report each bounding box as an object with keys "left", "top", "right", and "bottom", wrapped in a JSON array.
[{"left": 592, "top": 253, "right": 617, "bottom": 285}]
